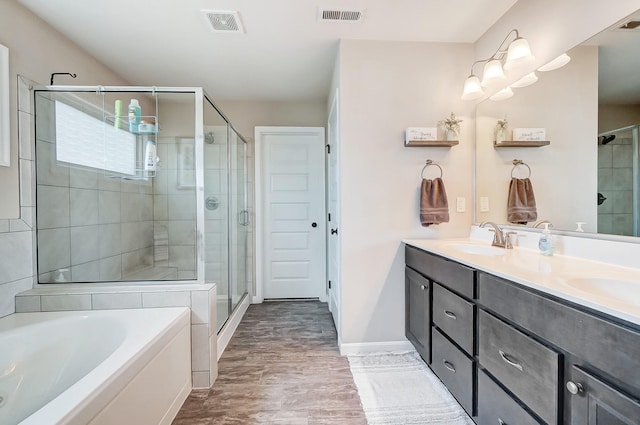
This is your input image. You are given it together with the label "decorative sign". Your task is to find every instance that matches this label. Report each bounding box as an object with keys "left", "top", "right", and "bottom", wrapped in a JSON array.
[
  {"left": 406, "top": 127, "right": 437, "bottom": 142},
  {"left": 513, "top": 128, "right": 546, "bottom": 141}
]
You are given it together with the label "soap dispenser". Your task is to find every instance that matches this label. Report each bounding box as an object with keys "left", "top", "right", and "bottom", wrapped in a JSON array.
[{"left": 538, "top": 223, "right": 553, "bottom": 256}]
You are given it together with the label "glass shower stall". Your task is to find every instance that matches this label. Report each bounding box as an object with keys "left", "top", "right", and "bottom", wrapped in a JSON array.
[{"left": 33, "top": 85, "right": 248, "bottom": 331}]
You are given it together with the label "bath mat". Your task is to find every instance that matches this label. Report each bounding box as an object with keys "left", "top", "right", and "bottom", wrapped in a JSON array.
[{"left": 347, "top": 351, "right": 475, "bottom": 425}]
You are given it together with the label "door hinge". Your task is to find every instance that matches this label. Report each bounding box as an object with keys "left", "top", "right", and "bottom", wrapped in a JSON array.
[
  {"left": 328, "top": 213, "right": 331, "bottom": 222},
  {"left": 326, "top": 144, "right": 331, "bottom": 154},
  {"left": 328, "top": 280, "right": 332, "bottom": 289}
]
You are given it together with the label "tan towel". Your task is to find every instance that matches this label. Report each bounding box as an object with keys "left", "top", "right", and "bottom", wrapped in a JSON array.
[
  {"left": 507, "top": 177, "right": 537, "bottom": 224},
  {"left": 420, "top": 177, "right": 449, "bottom": 227}
]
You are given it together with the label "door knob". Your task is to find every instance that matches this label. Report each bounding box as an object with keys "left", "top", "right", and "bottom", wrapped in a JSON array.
[
  {"left": 331, "top": 228, "right": 338, "bottom": 235},
  {"left": 311, "top": 222, "right": 317, "bottom": 228},
  {"left": 566, "top": 381, "right": 584, "bottom": 395}
]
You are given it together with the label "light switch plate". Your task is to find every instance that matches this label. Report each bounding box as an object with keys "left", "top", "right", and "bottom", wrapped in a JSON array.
[
  {"left": 456, "top": 197, "right": 465, "bottom": 212},
  {"left": 480, "top": 197, "right": 490, "bottom": 212}
]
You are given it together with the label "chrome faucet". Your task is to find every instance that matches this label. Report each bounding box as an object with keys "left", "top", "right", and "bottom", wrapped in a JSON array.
[
  {"left": 533, "top": 220, "right": 552, "bottom": 228},
  {"left": 480, "top": 221, "right": 516, "bottom": 249}
]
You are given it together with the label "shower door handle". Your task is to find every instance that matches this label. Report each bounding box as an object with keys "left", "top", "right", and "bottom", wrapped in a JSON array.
[{"left": 238, "top": 210, "right": 250, "bottom": 226}]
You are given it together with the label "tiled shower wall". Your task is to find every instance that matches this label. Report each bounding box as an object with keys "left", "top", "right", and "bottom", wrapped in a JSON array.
[
  {"left": 598, "top": 132, "right": 634, "bottom": 235},
  {"left": 34, "top": 94, "right": 156, "bottom": 282}
]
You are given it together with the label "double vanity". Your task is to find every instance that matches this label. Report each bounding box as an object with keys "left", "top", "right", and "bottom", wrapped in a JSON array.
[{"left": 404, "top": 230, "right": 640, "bottom": 424}]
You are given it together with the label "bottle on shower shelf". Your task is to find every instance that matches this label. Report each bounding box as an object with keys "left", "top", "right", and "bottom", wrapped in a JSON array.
[{"left": 128, "top": 99, "right": 141, "bottom": 133}]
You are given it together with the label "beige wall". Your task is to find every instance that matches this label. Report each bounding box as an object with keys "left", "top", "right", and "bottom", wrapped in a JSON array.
[
  {"left": 476, "top": 45, "right": 599, "bottom": 232},
  {"left": 599, "top": 104, "right": 640, "bottom": 133},
  {"left": 0, "top": 0, "right": 131, "bottom": 218},
  {"left": 337, "top": 39, "right": 475, "bottom": 345},
  {"left": 218, "top": 100, "right": 328, "bottom": 143}
]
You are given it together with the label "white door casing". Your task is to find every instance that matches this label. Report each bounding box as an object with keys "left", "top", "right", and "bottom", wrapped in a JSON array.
[
  {"left": 327, "top": 89, "right": 341, "bottom": 335},
  {"left": 255, "top": 127, "right": 326, "bottom": 301}
]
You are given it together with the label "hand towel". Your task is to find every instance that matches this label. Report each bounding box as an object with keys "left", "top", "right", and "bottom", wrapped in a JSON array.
[
  {"left": 420, "top": 177, "right": 450, "bottom": 227},
  {"left": 507, "top": 177, "right": 537, "bottom": 224}
]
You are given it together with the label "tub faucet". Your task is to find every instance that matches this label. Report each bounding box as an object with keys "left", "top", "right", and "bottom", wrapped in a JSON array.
[
  {"left": 480, "top": 221, "right": 515, "bottom": 249},
  {"left": 534, "top": 220, "right": 552, "bottom": 228}
]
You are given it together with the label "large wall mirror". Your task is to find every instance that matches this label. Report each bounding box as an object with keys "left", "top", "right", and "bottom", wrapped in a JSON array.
[{"left": 475, "top": 9, "right": 640, "bottom": 237}]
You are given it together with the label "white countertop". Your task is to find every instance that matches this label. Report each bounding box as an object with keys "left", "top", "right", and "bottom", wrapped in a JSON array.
[{"left": 403, "top": 238, "right": 640, "bottom": 327}]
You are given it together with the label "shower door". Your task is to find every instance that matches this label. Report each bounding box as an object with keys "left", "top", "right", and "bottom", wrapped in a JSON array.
[{"left": 230, "top": 128, "right": 248, "bottom": 312}]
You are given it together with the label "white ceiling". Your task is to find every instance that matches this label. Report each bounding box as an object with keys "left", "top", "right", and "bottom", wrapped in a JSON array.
[{"left": 17, "top": 0, "right": 518, "bottom": 102}]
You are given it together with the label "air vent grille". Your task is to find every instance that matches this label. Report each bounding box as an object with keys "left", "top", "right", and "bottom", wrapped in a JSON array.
[
  {"left": 202, "top": 10, "right": 245, "bottom": 33},
  {"left": 319, "top": 9, "right": 364, "bottom": 22}
]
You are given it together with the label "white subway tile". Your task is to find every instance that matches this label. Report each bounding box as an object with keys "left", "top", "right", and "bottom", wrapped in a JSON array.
[
  {"left": 20, "top": 159, "right": 35, "bottom": 207},
  {"left": 191, "top": 290, "right": 209, "bottom": 325},
  {"left": 92, "top": 292, "right": 142, "bottom": 310},
  {"left": 41, "top": 294, "right": 91, "bottom": 312},
  {"left": 0, "top": 231, "right": 34, "bottom": 283},
  {"left": 192, "top": 371, "right": 210, "bottom": 389},
  {"left": 208, "top": 285, "right": 217, "bottom": 336},
  {"left": 0, "top": 278, "right": 34, "bottom": 317},
  {"left": 142, "top": 290, "right": 190, "bottom": 308},
  {"left": 191, "top": 324, "right": 210, "bottom": 372},
  {"left": 18, "top": 110, "right": 33, "bottom": 160},
  {"left": 15, "top": 295, "right": 41, "bottom": 313}
]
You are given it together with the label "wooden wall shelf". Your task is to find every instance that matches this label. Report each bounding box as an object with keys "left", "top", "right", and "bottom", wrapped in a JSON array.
[
  {"left": 494, "top": 140, "right": 550, "bottom": 148},
  {"left": 405, "top": 140, "right": 459, "bottom": 147}
]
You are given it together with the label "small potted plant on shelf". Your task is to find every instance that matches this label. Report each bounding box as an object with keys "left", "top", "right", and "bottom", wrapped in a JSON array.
[
  {"left": 495, "top": 117, "right": 508, "bottom": 144},
  {"left": 438, "top": 112, "right": 463, "bottom": 141}
]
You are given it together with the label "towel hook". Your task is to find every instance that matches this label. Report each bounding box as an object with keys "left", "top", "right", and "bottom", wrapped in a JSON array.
[
  {"left": 421, "top": 159, "right": 443, "bottom": 179},
  {"left": 511, "top": 159, "right": 531, "bottom": 178}
]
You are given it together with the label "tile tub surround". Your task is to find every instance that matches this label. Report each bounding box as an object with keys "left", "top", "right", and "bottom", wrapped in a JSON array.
[
  {"left": 404, "top": 228, "right": 640, "bottom": 326},
  {"left": 15, "top": 283, "right": 219, "bottom": 389},
  {"left": 172, "top": 301, "right": 367, "bottom": 425}
]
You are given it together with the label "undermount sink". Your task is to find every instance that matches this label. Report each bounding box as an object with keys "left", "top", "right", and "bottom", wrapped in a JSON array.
[
  {"left": 445, "top": 243, "right": 506, "bottom": 256},
  {"left": 560, "top": 276, "right": 640, "bottom": 306}
]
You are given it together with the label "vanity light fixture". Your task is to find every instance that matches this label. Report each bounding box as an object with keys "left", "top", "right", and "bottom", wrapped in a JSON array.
[
  {"left": 511, "top": 72, "right": 538, "bottom": 88},
  {"left": 489, "top": 86, "right": 514, "bottom": 101},
  {"left": 461, "top": 29, "right": 534, "bottom": 100},
  {"left": 538, "top": 53, "right": 571, "bottom": 72}
]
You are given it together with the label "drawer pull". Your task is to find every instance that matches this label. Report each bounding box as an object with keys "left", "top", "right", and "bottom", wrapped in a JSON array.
[
  {"left": 566, "top": 381, "right": 584, "bottom": 395},
  {"left": 443, "top": 360, "right": 456, "bottom": 373},
  {"left": 420, "top": 284, "right": 427, "bottom": 290},
  {"left": 444, "top": 310, "right": 457, "bottom": 320},
  {"left": 499, "top": 350, "right": 523, "bottom": 372}
]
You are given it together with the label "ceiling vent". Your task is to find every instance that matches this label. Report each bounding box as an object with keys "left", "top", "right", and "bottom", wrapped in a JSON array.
[
  {"left": 318, "top": 8, "right": 364, "bottom": 23},
  {"left": 202, "top": 10, "right": 245, "bottom": 33}
]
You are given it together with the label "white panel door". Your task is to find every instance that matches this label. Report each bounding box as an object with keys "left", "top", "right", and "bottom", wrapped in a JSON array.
[
  {"left": 327, "top": 90, "right": 341, "bottom": 331},
  {"left": 258, "top": 127, "right": 326, "bottom": 300}
]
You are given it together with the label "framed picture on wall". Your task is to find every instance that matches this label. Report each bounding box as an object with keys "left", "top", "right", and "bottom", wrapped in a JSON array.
[
  {"left": 0, "top": 44, "right": 9, "bottom": 167},
  {"left": 176, "top": 137, "right": 195, "bottom": 189}
]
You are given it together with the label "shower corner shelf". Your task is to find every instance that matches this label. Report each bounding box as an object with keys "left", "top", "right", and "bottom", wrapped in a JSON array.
[
  {"left": 405, "top": 140, "right": 459, "bottom": 147},
  {"left": 494, "top": 140, "right": 550, "bottom": 148}
]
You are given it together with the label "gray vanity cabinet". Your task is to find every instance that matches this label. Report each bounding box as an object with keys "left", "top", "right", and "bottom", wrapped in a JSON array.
[
  {"left": 404, "top": 243, "right": 640, "bottom": 425},
  {"left": 567, "top": 365, "right": 640, "bottom": 424},
  {"left": 405, "top": 245, "right": 476, "bottom": 417},
  {"left": 405, "top": 266, "right": 431, "bottom": 363}
]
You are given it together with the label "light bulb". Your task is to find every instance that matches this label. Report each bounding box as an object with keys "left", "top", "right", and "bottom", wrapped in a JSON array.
[
  {"left": 481, "top": 59, "right": 506, "bottom": 87},
  {"left": 504, "top": 37, "right": 535, "bottom": 71}
]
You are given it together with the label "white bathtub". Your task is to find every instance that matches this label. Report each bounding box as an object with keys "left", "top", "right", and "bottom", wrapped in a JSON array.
[{"left": 0, "top": 308, "right": 191, "bottom": 425}]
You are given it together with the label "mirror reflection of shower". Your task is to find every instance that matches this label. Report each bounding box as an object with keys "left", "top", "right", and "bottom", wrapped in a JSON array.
[{"left": 597, "top": 125, "right": 640, "bottom": 236}]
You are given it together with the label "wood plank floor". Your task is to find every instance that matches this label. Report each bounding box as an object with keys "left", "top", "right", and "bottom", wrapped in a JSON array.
[{"left": 172, "top": 301, "right": 368, "bottom": 425}]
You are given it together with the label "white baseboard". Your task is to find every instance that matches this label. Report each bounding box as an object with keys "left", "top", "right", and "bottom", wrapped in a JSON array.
[
  {"left": 339, "top": 340, "right": 415, "bottom": 356},
  {"left": 252, "top": 295, "right": 263, "bottom": 304},
  {"left": 217, "top": 294, "right": 250, "bottom": 360}
]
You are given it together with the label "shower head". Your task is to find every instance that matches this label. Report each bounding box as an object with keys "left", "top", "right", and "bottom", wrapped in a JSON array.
[
  {"left": 205, "top": 132, "right": 215, "bottom": 144},
  {"left": 599, "top": 135, "right": 616, "bottom": 145}
]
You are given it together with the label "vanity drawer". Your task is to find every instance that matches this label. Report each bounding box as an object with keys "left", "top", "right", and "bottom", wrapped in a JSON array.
[
  {"left": 433, "top": 283, "right": 474, "bottom": 355},
  {"left": 479, "top": 310, "right": 560, "bottom": 425},
  {"left": 477, "top": 370, "right": 542, "bottom": 425},
  {"left": 478, "top": 272, "right": 640, "bottom": 396},
  {"left": 405, "top": 246, "right": 475, "bottom": 298},
  {"left": 431, "top": 327, "right": 474, "bottom": 415}
]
